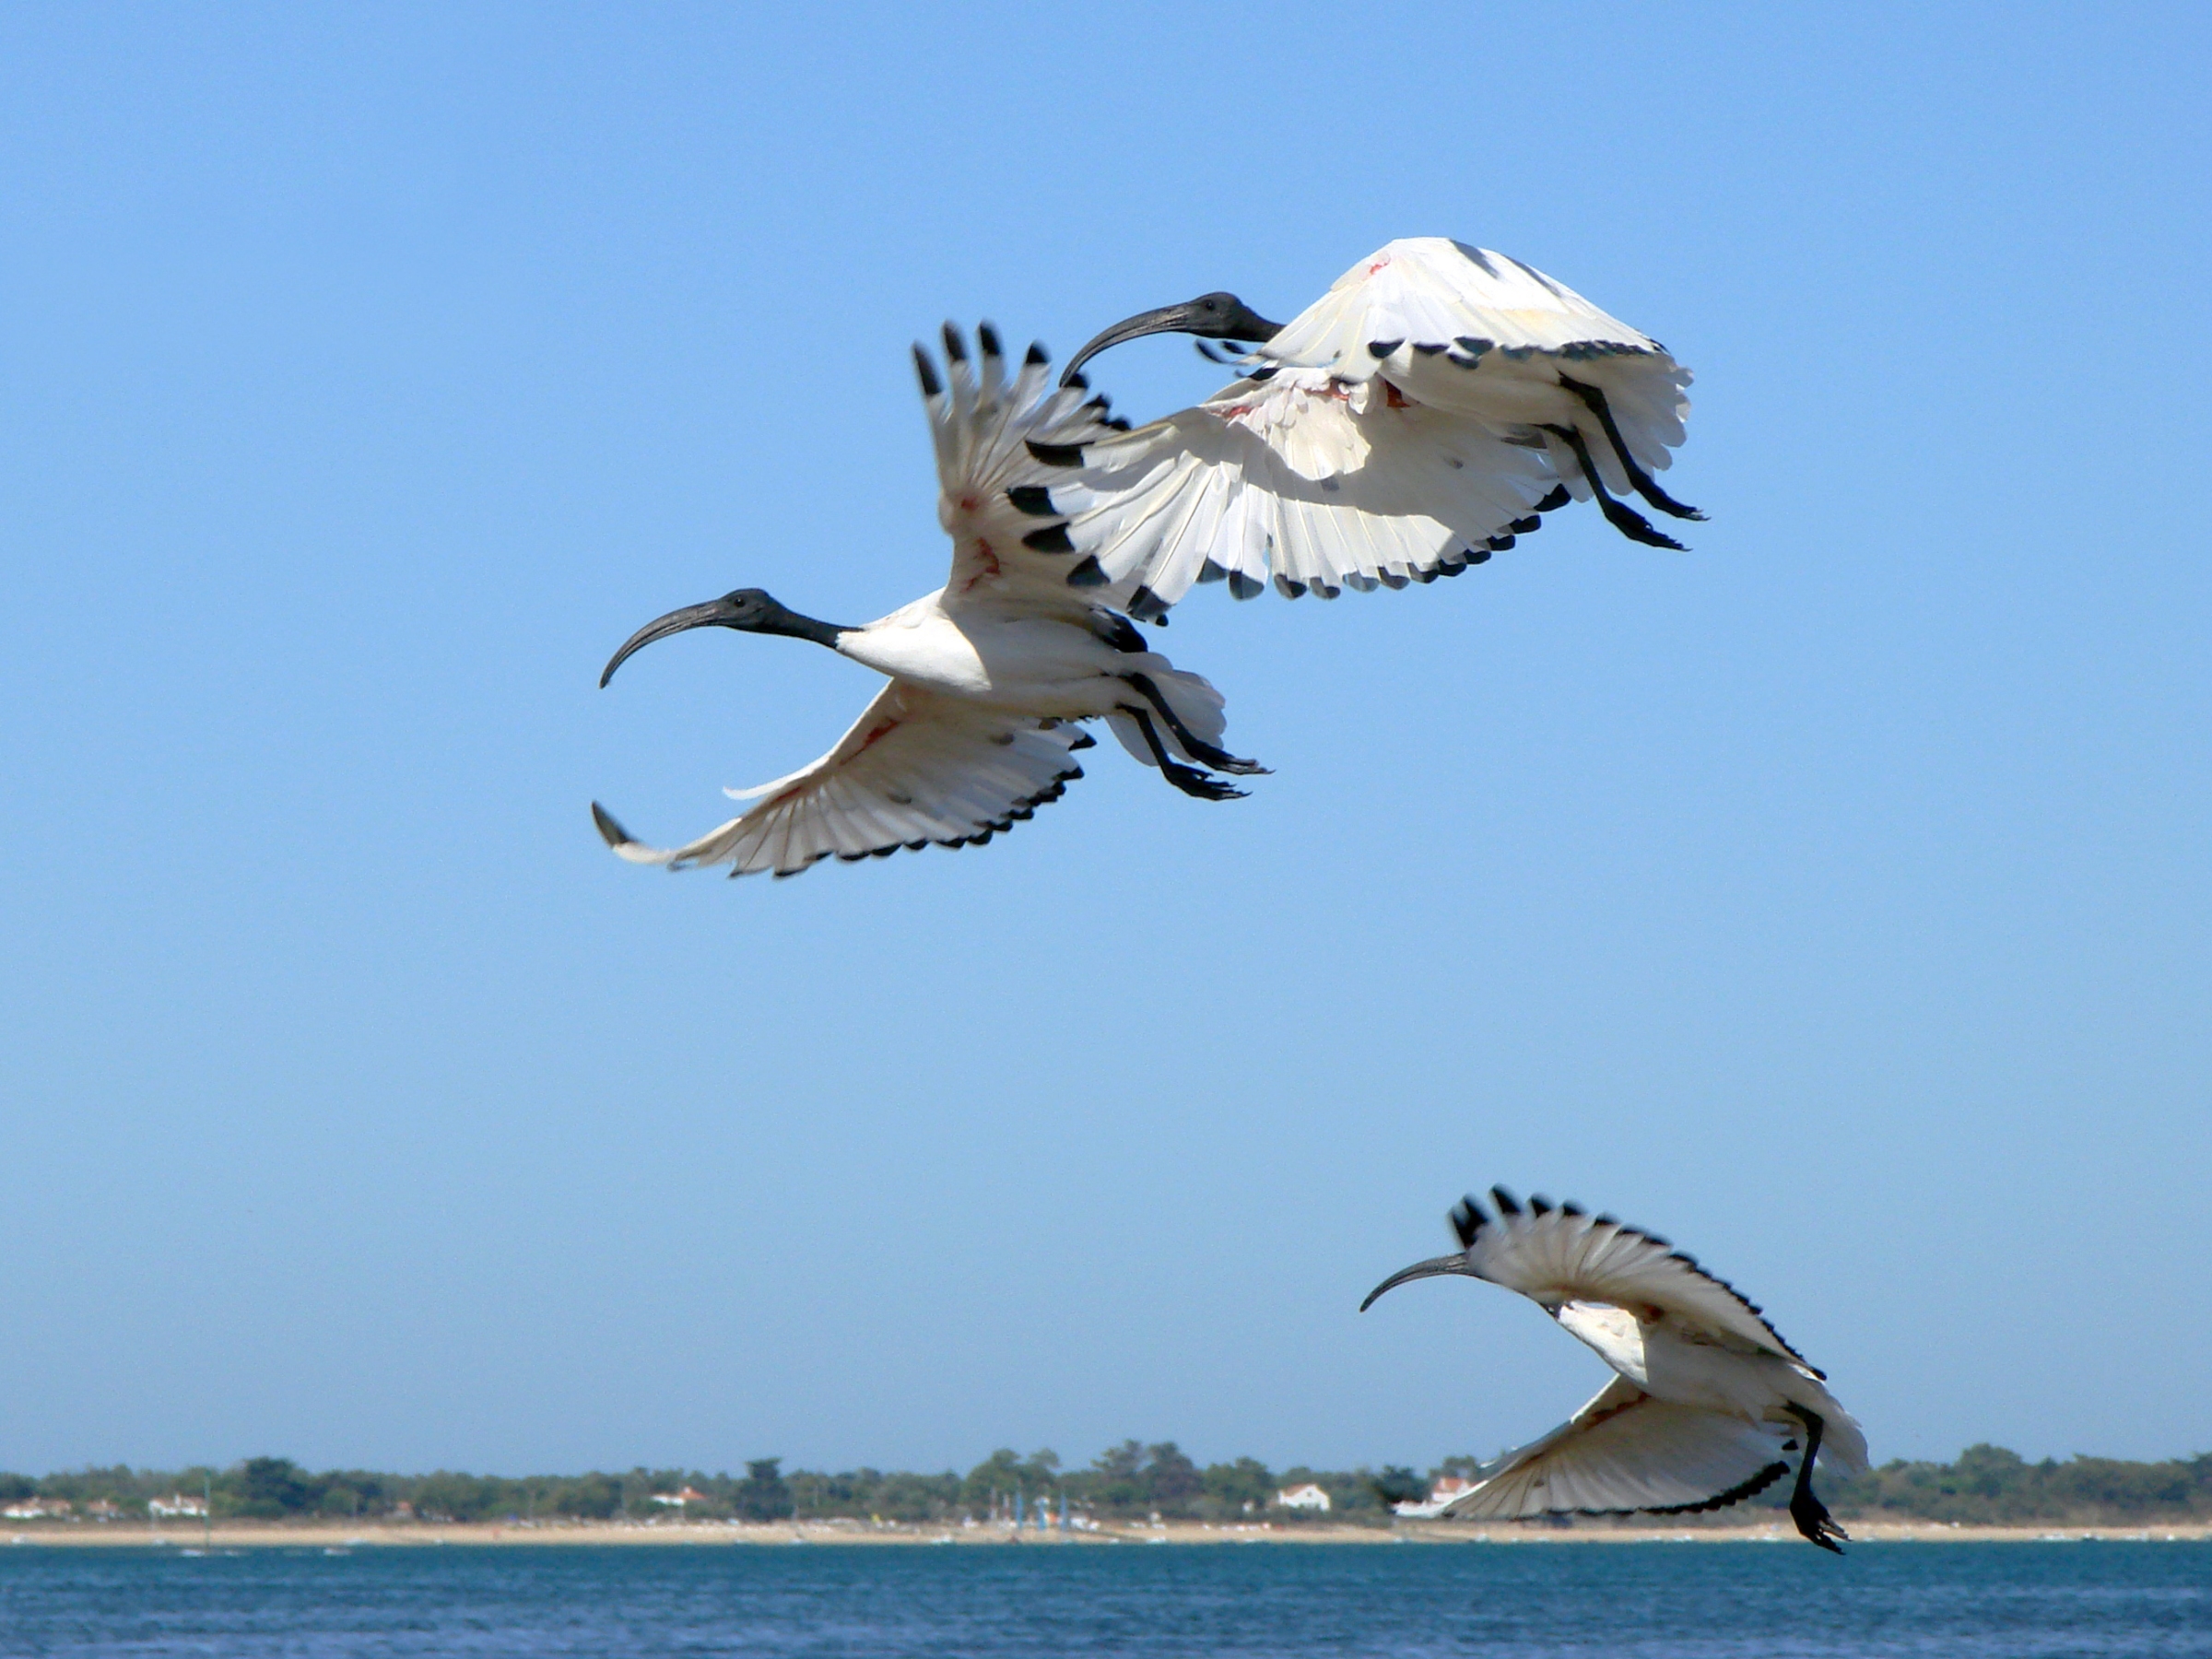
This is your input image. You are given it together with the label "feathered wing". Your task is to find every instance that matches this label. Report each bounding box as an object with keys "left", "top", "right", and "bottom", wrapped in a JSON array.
[
  {"left": 1261, "top": 237, "right": 1694, "bottom": 500},
  {"left": 1439, "top": 1377, "right": 1792, "bottom": 1520},
  {"left": 1458, "top": 1192, "right": 1811, "bottom": 1367},
  {"left": 917, "top": 324, "right": 1144, "bottom": 614},
  {"left": 1037, "top": 369, "right": 1558, "bottom": 610},
  {"left": 592, "top": 684, "right": 1088, "bottom": 878}
]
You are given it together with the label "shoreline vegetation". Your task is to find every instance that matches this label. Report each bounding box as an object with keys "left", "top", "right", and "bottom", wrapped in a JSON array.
[
  {"left": 13, "top": 1518, "right": 2212, "bottom": 1547},
  {"left": 7, "top": 1443, "right": 2209, "bottom": 1544}
]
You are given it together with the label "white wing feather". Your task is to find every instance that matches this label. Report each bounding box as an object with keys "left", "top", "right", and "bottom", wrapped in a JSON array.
[
  {"left": 1046, "top": 369, "right": 1554, "bottom": 609},
  {"left": 1439, "top": 1377, "right": 1793, "bottom": 1520},
  {"left": 1463, "top": 1194, "right": 1810, "bottom": 1366},
  {"left": 920, "top": 324, "right": 1141, "bottom": 613},
  {"left": 594, "top": 684, "right": 1087, "bottom": 878},
  {"left": 1262, "top": 238, "right": 1692, "bottom": 491}
]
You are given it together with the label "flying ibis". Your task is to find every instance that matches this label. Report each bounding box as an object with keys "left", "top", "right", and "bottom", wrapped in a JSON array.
[
  {"left": 1361, "top": 1187, "right": 1865, "bottom": 1550},
  {"left": 592, "top": 325, "right": 1263, "bottom": 878},
  {"left": 1032, "top": 238, "right": 1700, "bottom": 618}
]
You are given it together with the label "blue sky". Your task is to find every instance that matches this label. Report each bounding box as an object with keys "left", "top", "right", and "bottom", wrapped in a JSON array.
[{"left": 4, "top": 3, "right": 2207, "bottom": 1478}]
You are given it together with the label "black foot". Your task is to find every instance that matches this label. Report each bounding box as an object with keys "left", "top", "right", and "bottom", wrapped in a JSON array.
[
  {"left": 1541, "top": 424, "right": 1688, "bottom": 550},
  {"left": 1120, "top": 673, "right": 1269, "bottom": 775},
  {"left": 1557, "top": 374, "right": 1705, "bottom": 522},
  {"left": 1121, "top": 703, "right": 1247, "bottom": 801},
  {"left": 1790, "top": 1489, "right": 1848, "bottom": 1555},
  {"left": 1160, "top": 762, "right": 1247, "bottom": 801}
]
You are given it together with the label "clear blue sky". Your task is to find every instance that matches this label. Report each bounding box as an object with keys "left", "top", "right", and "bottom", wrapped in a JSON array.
[{"left": 5, "top": 3, "right": 2207, "bottom": 1479}]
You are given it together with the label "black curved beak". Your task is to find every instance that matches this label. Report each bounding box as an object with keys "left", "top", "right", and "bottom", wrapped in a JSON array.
[
  {"left": 1358, "top": 1253, "right": 1470, "bottom": 1312},
  {"left": 1061, "top": 294, "right": 1288, "bottom": 386},
  {"left": 599, "top": 596, "right": 742, "bottom": 688}
]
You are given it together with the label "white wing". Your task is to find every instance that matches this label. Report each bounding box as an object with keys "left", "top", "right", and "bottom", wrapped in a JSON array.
[
  {"left": 1027, "top": 239, "right": 1700, "bottom": 614},
  {"left": 1262, "top": 237, "right": 1697, "bottom": 517},
  {"left": 592, "top": 684, "right": 1088, "bottom": 878},
  {"left": 1459, "top": 1190, "right": 1812, "bottom": 1367},
  {"left": 1440, "top": 1377, "right": 1794, "bottom": 1520},
  {"left": 1040, "top": 368, "right": 1559, "bottom": 613},
  {"left": 918, "top": 323, "right": 1144, "bottom": 614}
]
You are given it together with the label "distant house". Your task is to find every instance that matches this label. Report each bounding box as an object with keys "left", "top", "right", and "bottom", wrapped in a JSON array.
[
  {"left": 1275, "top": 1484, "right": 1331, "bottom": 1512},
  {"left": 149, "top": 1495, "right": 208, "bottom": 1518},
  {"left": 650, "top": 1487, "right": 709, "bottom": 1510},
  {"left": 2, "top": 1500, "right": 71, "bottom": 1520},
  {"left": 1392, "top": 1476, "right": 1476, "bottom": 1517},
  {"left": 84, "top": 1500, "right": 121, "bottom": 1520}
]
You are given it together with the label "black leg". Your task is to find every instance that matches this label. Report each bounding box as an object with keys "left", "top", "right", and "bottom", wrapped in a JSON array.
[
  {"left": 1120, "top": 673, "right": 1268, "bottom": 775},
  {"left": 1783, "top": 1406, "right": 1848, "bottom": 1554},
  {"left": 1118, "top": 705, "right": 1246, "bottom": 800},
  {"left": 1557, "top": 374, "right": 1706, "bottom": 522},
  {"left": 1541, "top": 423, "right": 1690, "bottom": 551}
]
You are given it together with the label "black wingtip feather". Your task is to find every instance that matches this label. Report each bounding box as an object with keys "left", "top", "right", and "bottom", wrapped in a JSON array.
[
  {"left": 1024, "top": 341, "right": 1049, "bottom": 366},
  {"left": 1490, "top": 1186, "right": 1522, "bottom": 1216},
  {"left": 1450, "top": 1195, "right": 1488, "bottom": 1248},
  {"left": 977, "top": 322, "right": 1002, "bottom": 359},
  {"left": 912, "top": 347, "right": 942, "bottom": 398},
  {"left": 941, "top": 323, "right": 967, "bottom": 362}
]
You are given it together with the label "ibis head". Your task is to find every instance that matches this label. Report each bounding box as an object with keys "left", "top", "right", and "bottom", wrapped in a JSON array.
[
  {"left": 1359, "top": 1252, "right": 1476, "bottom": 1312},
  {"left": 599, "top": 588, "right": 848, "bottom": 687},
  {"left": 1061, "top": 292, "right": 1287, "bottom": 385}
]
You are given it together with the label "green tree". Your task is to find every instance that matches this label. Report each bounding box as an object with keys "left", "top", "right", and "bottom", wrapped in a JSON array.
[
  {"left": 961, "top": 1449, "right": 1060, "bottom": 1512},
  {"left": 553, "top": 1473, "right": 621, "bottom": 1520},
  {"left": 230, "top": 1457, "right": 319, "bottom": 1518},
  {"left": 1371, "top": 1465, "right": 1426, "bottom": 1507},
  {"left": 1200, "top": 1456, "right": 1276, "bottom": 1516},
  {"left": 735, "top": 1458, "right": 794, "bottom": 1521}
]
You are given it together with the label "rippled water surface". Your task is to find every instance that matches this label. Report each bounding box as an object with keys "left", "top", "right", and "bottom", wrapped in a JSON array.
[{"left": 2, "top": 1540, "right": 2206, "bottom": 1656}]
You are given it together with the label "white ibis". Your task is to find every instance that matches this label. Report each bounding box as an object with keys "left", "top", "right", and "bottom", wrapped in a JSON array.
[
  {"left": 1362, "top": 1187, "right": 1865, "bottom": 1551},
  {"left": 1030, "top": 238, "right": 1700, "bottom": 618},
  {"left": 592, "top": 325, "right": 1263, "bottom": 878}
]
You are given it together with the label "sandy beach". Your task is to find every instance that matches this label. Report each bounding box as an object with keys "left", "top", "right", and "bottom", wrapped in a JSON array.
[{"left": 17, "top": 1517, "right": 2211, "bottom": 1548}]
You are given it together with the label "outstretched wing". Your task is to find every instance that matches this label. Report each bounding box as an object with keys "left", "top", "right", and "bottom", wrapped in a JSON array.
[
  {"left": 1261, "top": 237, "right": 1694, "bottom": 496},
  {"left": 592, "top": 684, "right": 1088, "bottom": 878},
  {"left": 1439, "top": 1377, "right": 1792, "bottom": 1520},
  {"left": 1037, "top": 368, "right": 1559, "bottom": 611},
  {"left": 1458, "top": 1189, "right": 1812, "bottom": 1367},
  {"left": 918, "top": 324, "right": 1143, "bottom": 614}
]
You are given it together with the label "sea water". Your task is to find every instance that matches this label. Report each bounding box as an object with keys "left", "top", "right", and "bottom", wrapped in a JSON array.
[{"left": 0, "top": 1540, "right": 2206, "bottom": 1656}]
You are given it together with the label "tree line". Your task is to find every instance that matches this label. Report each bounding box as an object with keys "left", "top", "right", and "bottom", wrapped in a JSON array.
[{"left": 6, "top": 1442, "right": 2208, "bottom": 1526}]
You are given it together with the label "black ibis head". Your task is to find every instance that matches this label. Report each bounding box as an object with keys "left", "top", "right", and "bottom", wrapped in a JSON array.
[
  {"left": 1061, "top": 292, "right": 1287, "bottom": 385},
  {"left": 599, "top": 588, "right": 846, "bottom": 687}
]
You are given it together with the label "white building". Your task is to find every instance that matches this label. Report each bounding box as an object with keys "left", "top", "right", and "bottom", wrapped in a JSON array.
[
  {"left": 1275, "top": 1483, "right": 1331, "bottom": 1512},
  {"left": 149, "top": 1495, "right": 209, "bottom": 1517}
]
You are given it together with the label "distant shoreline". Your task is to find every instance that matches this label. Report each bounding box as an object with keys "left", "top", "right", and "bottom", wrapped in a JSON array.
[{"left": 15, "top": 1518, "right": 2211, "bottom": 1548}]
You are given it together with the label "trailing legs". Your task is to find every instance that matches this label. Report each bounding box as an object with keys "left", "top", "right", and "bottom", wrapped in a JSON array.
[
  {"left": 1783, "top": 1405, "right": 1848, "bottom": 1554},
  {"left": 1116, "top": 703, "right": 1247, "bottom": 801},
  {"left": 1119, "top": 672, "right": 1268, "bottom": 775}
]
